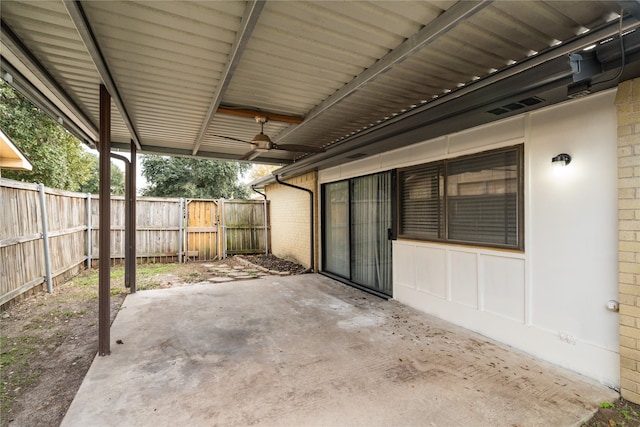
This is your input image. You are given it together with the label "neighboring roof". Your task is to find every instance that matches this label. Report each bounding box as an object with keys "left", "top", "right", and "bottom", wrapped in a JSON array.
[
  {"left": 0, "top": 128, "right": 32, "bottom": 171},
  {"left": 1, "top": 1, "right": 640, "bottom": 167}
]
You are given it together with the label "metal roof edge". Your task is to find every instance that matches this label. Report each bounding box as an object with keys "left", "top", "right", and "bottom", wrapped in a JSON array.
[{"left": 274, "top": 16, "right": 640, "bottom": 179}]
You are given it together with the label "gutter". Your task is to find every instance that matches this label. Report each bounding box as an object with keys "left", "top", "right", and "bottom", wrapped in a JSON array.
[
  {"left": 274, "top": 175, "right": 314, "bottom": 273},
  {"left": 274, "top": 16, "right": 640, "bottom": 179}
]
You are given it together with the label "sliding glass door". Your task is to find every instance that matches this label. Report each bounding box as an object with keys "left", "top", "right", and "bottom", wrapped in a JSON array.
[
  {"left": 323, "top": 181, "right": 350, "bottom": 278},
  {"left": 322, "top": 171, "right": 393, "bottom": 296}
]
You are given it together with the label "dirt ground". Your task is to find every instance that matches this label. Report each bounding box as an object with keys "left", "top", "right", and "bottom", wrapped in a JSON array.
[
  {"left": 0, "top": 254, "right": 636, "bottom": 427},
  {"left": 0, "top": 255, "right": 303, "bottom": 427}
]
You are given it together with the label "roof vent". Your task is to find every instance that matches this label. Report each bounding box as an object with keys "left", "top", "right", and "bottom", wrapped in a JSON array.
[
  {"left": 488, "top": 107, "right": 510, "bottom": 115},
  {"left": 487, "top": 96, "right": 544, "bottom": 115}
]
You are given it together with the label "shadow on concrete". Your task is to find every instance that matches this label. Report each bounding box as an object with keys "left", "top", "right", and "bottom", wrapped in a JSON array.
[{"left": 62, "top": 274, "right": 616, "bottom": 426}]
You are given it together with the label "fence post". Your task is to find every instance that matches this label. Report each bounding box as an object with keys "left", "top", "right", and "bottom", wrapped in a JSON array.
[
  {"left": 178, "top": 198, "right": 184, "bottom": 263},
  {"left": 86, "top": 194, "right": 92, "bottom": 269},
  {"left": 221, "top": 198, "right": 226, "bottom": 259},
  {"left": 38, "top": 183, "right": 53, "bottom": 293}
]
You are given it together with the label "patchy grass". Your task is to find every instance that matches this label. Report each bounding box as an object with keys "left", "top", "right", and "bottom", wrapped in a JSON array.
[
  {"left": 583, "top": 398, "right": 640, "bottom": 426},
  {"left": 0, "top": 257, "right": 293, "bottom": 425},
  {"left": 0, "top": 265, "right": 135, "bottom": 426},
  {"left": 0, "top": 335, "right": 43, "bottom": 416}
]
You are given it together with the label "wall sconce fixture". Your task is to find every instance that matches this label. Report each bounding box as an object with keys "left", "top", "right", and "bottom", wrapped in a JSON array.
[{"left": 551, "top": 153, "right": 571, "bottom": 166}]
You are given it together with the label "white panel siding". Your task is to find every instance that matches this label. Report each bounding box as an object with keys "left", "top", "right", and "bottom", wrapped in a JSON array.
[
  {"left": 482, "top": 255, "right": 525, "bottom": 323},
  {"left": 448, "top": 116, "right": 525, "bottom": 154},
  {"left": 450, "top": 251, "right": 478, "bottom": 308},
  {"left": 394, "top": 243, "right": 416, "bottom": 290},
  {"left": 415, "top": 246, "right": 446, "bottom": 298},
  {"left": 322, "top": 91, "right": 619, "bottom": 387},
  {"left": 528, "top": 90, "right": 619, "bottom": 350},
  {"left": 380, "top": 137, "right": 448, "bottom": 170}
]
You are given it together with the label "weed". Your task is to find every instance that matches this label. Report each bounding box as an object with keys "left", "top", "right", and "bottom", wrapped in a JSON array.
[
  {"left": 139, "top": 263, "right": 173, "bottom": 274},
  {"left": 136, "top": 281, "right": 161, "bottom": 291},
  {"left": 600, "top": 402, "right": 616, "bottom": 409},
  {"left": 621, "top": 409, "right": 631, "bottom": 420},
  {"left": 0, "top": 335, "right": 43, "bottom": 416},
  {"left": 109, "top": 288, "right": 123, "bottom": 297},
  {"left": 47, "top": 308, "right": 88, "bottom": 319},
  {"left": 72, "top": 270, "right": 100, "bottom": 287}
]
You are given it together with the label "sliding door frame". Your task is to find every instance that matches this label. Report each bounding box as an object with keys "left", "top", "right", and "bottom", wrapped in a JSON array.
[{"left": 321, "top": 170, "right": 396, "bottom": 299}]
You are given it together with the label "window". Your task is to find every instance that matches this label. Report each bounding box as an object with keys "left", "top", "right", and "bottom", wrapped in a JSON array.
[{"left": 398, "top": 145, "right": 523, "bottom": 249}]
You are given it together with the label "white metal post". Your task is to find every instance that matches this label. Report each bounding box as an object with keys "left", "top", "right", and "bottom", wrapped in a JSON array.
[
  {"left": 178, "top": 198, "right": 184, "bottom": 263},
  {"left": 86, "top": 193, "right": 92, "bottom": 269},
  {"left": 38, "top": 183, "right": 53, "bottom": 293}
]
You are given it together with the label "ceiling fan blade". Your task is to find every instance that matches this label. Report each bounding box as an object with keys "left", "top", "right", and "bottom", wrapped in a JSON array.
[
  {"left": 275, "top": 144, "right": 326, "bottom": 153},
  {"left": 211, "top": 134, "right": 252, "bottom": 144},
  {"left": 239, "top": 150, "right": 261, "bottom": 161}
]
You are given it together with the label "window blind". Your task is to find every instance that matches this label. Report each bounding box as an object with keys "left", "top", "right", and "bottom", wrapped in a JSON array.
[{"left": 398, "top": 146, "right": 522, "bottom": 249}]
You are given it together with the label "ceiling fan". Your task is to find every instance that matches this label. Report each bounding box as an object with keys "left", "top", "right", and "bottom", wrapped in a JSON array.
[{"left": 214, "top": 116, "right": 325, "bottom": 161}]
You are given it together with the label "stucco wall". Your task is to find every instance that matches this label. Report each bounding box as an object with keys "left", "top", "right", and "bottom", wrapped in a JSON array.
[
  {"left": 264, "top": 171, "right": 318, "bottom": 269},
  {"left": 318, "top": 90, "right": 620, "bottom": 387}
]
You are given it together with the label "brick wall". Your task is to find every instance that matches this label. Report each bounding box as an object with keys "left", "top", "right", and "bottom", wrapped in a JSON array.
[
  {"left": 617, "top": 77, "right": 640, "bottom": 403},
  {"left": 265, "top": 171, "right": 318, "bottom": 269}
]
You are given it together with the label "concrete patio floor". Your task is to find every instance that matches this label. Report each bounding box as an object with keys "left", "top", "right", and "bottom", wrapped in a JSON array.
[{"left": 62, "top": 274, "right": 617, "bottom": 426}]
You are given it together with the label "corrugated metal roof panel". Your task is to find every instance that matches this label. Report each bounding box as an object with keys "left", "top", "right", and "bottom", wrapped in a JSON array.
[
  {"left": 2, "top": 0, "right": 131, "bottom": 143},
  {"left": 1, "top": 0, "right": 636, "bottom": 164},
  {"left": 223, "top": 0, "right": 448, "bottom": 118},
  {"left": 79, "top": 1, "right": 245, "bottom": 148},
  {"left": 275, "top": 0, "right": 627, "bottom": 150}
]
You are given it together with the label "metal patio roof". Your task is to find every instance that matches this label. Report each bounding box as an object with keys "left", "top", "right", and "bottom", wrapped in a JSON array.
[{"left": 2, "top": 1, "right": 640, "bottom": 166}]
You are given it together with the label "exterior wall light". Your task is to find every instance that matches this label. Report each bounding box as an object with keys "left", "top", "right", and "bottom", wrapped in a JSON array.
[{"left": 551, "top": 153, "right": 571, "bottom": 166}]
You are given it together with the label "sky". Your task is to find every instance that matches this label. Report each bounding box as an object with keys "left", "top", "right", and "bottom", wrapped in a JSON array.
[{"left": 82, "top": 145, "right": 147, "bottom": 192}]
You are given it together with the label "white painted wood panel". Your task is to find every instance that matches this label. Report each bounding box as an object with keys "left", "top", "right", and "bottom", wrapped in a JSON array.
[
  {"left": 450, "top": 250, "right": 478, "bottom": 308},
  {"left": 415, "top": 246, "right": 446, "bottom": 298}
]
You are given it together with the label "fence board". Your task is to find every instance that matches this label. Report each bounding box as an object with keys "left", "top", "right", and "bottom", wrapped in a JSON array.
[
  {"left": 1, "top": 180, "right": 44, "bottom": 304},
  {"left": 1, "top": 178, "right": 269, "bottom": 306},
  {"left": 224, "top": 200, "right": 268, "bottom": 255}
]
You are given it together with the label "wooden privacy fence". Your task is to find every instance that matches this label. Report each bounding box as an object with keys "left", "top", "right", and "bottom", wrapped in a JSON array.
[{"left": 0, "top": 178, "right": 269, "bottom": 307}]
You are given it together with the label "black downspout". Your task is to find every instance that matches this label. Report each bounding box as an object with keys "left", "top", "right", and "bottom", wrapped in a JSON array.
[
  {"left": 274, "top": 175, "right": 314, "bottom": 272},
  {"left": 251, "top": 185, "right": 269, "bottom": 256},
  {"left": 251, "top": 185, "right": 266, "bottom": 199}
]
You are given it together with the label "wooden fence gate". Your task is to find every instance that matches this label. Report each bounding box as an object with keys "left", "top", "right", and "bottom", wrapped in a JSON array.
[
  {"left": 183, "top": 199, "right": 268, "bottom": 261},
  {"left": 184, "top": 199, "right": 219, "bottom": 262}
]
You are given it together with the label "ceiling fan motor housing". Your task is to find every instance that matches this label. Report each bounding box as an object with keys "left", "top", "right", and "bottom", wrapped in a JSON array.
[{"left": 252, "top": 132, "right": 272, "bottom": 151}]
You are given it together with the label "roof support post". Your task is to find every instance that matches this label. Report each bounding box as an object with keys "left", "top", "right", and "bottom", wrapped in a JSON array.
[
  {"left": 129, "top": 140, "right": 137, "bottom": 293},
  {"left": 99, "top": 84, "right": 111, "bottom": 356}
]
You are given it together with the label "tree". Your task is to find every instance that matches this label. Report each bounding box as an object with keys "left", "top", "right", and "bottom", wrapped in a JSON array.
[
  {"left": 78, "top": 154, "right": 125, "bottom": 195},
  {"left": 245, "top": 164, "right": 280, "bottom": 182},
  {"left": 0, "top": 80, "right": 93, "bottom": 191},
  {"left": 141, "top": 155, "right": 250, "bottom": 199}
]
